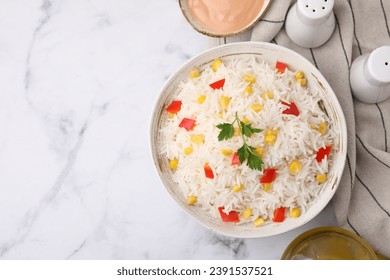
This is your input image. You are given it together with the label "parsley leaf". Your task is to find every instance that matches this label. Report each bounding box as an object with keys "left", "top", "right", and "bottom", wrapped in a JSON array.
[
  {"left": 240, "top": 122, "right": 262, "bottom": 138},
  {"left": 237, "top": 144, "right": 249, "bottom": 163},
  {"left": 247, "top": 147, "right": 264, "bottom": 171},
  {"left": 217, "top": 123, "right": 234, "bottom": 141},
  {"left": 216, "top": 113, "right": 264, "bottom": 171},
  {"left": 240, "top": 121, "right": 251, "bottom": 138}
]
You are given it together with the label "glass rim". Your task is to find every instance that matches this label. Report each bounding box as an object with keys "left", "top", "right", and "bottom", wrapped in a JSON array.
[{"left": 281, "top": 226, "right": 378, "bottom": 260}]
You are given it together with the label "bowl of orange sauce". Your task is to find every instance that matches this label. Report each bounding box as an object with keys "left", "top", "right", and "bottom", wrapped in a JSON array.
[{"left": 179, "top": 0, "right": 273, "bottom": 37}]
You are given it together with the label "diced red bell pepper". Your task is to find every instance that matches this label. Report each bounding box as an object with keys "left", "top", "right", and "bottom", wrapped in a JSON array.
[
  {"left": 204, "top": 163, "right": 214, "bottom": 179},
  {"left": 209, "top": 78, "right": 225, "bottom": 90},
  {"left": 218, "top": 207, "right": 240, "bottom": 223},
  {"left": 273, "top": 207, "right": 286, "bottom": 222},
  {"left": 166, "top": 100, "right": 182, "bottom": 114},
  {"left": 178, "top": 118, "right": 196, "bottom": 131},
  {"left": 260, "top": 168, "right": 277, "bottom": 184},
  {"left": 281, "top": 101, "right": 300, "bottom": 116},
  {"left": 231, "top": 152, "right": 240, "bottom": 165},
  {"left": 276, "top": 61, "right": 287, "bottom": 73},
  {"left": 316, "top": 145, "right": 332, "bottom": 162}
]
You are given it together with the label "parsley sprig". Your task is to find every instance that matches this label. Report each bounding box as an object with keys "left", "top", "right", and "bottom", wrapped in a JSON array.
[{"left": 217, "top": 112, "right": 264, "bottom": 171}]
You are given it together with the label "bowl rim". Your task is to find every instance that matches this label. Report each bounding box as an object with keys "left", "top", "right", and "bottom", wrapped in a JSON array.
[
  {"left": 178, "top": 0, "right": 273, "bottom": 38},
  {"left": 150, "top": 41, "right": 348, "bottom": 238}
]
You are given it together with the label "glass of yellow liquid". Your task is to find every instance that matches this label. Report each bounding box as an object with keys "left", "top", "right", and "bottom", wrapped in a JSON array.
[{"left": 281, "top": 227, "right": 378, "bottom": 260}]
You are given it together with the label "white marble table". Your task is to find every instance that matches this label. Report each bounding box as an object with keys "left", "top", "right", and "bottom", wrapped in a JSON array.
[{"left": 0, "top": 0, "right": 337, "bottom": 259}]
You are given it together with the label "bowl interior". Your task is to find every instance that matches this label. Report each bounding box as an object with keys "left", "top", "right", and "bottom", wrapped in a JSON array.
[
  {"left": 150, "top": 42, "right": 347, "bottom": 238},
  {"left": 179, "top": 0, "right": 273, "bottom": 38}
]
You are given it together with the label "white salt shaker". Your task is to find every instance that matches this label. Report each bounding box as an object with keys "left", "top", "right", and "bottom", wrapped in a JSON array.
[
  {"left": 285, "top": 0, "right": 335, "bottom": 48},
  {"left": 350, "top": 46, "right": 390, "bottom": 103}
]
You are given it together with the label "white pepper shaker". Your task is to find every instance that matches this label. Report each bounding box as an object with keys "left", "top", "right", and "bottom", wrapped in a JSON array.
[
  {"left": 350, "top": 46, "right": 390, "bottom": 103},
  {"left": 285, "top": 0, "right": 335, "bottom": 48}
]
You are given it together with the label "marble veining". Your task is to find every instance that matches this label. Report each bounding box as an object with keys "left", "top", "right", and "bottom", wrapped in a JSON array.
[{"left": 0, "top": 0, "right": 337, "bottom": 259}]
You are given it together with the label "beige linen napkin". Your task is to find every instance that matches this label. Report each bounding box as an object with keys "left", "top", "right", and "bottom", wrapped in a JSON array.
[{"left": 211, "top": 0, "right": 390, "bottom": 257}]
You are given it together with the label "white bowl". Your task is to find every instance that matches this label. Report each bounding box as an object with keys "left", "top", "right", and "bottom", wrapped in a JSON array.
[{"left": 150, "top": 42, "right": 347, "bottom": 238}]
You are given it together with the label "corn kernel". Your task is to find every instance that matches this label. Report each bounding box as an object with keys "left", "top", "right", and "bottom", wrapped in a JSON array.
[
  {"left": 297, "top": 77, "right": 307, "bottom": 86},
  {"left": 251, "top": 103, "right": 264, "bottom": 112},
  {"left": 221, "top": 149, "right": 233, "bottom": 156},
  {"left": 212, "top": 59, "right": 222, "bottom": 72},
  {"left": 187, "top": 195, "right": 197, "bottom": 205},
  {"left": 289, "top": 160, "right": 302, "bottom": 175},
  {"left": 242, "top": 208, "right": 252, "bottom": 220},
  {"left": 318, "top": 122, "right": 327, "bottom": 135},
  {"left": 295, "top": 71, "right": 305, "bottom": 79},
  {"left": 316, "top": 173, "right": 327, "bottom": 183},
  {"left": 219, "top": 96, "right": 231, "bottom": 109},
  {"left": 190, "top": 134, "right": 205, "bottom": 143},
  {"left": 244, "top": 74, "right": 256, "bottom": 84},
  {"left": 295, "top": 71, "right": 306, "bottom": 87},
  {"left": 242, "top": 118, "right": 251, "bottom": 124},
  {"left": 218, "top": 112, "right": 223, "bottom": 118},
  {"left": 255, "top": 146, "right": 265, "bottom": 157},
  {"left": 265, "top": 134, "right": 277, "bottom": 145},
  {"left": 261, "top": 91, "right": 274, "bottom": 100},
  {"left": 168, "top": 113, "right": 175, "bottom": 119},
  {"left": 189, "top": 68, "right": 200, "bottom": 79},
  {"left": 169, "top": 158, "right": 178, "bottom": 169},
  {"left": 254, "top": 217, "right": 265, "bottom": 227},
  {"left": 245, "top": 85, "right": 253, "bottom": 95},
  {"left": 197, "top": 95, "right": 206, "bottom": 104},
  {"left": 233, "top": 184, "right": 244, "bottom": 192},
  {"left": 262, "top": 183, "right": 272, "bottom": 192},
  {"left": 268, "top": 129, "right": 279, "bottom": 135},
  {"left": 184, "top": 146, "right": 193, "bottom": 155},
  {"left": 234, "top": 127, "right": 240, "bottom": 136},
  {"left": 289, "top": 208, "right": 301, "bottom": 218},
  {"left": 265, "top": 130, "right": 278, "bottom": 144}
]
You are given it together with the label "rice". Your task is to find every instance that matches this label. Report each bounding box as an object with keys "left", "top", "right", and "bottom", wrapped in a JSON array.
[{"left": 160, "top": 56, "right": 337, "bottom": 225}]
